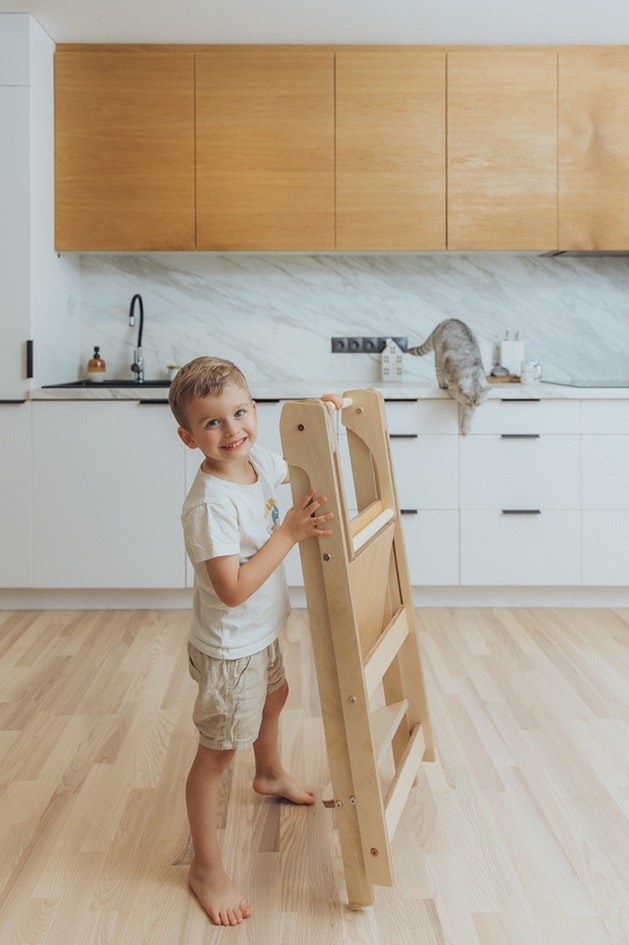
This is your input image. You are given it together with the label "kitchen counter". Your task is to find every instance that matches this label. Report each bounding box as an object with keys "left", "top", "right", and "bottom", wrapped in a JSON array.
[{"left": 28, "top": 380, "right": 629, "bottom": 401}]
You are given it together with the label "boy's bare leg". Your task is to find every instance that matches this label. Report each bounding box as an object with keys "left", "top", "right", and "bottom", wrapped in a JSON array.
[
  {"left": 252, "top": 681, "right": 316, "bottom": 804},
  {"left": 186, "top": 745, "right": 252, "bottom": 926}
]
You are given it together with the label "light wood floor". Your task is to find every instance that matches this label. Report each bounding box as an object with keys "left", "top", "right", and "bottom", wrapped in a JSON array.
[{"left": 0, "top": 606, "right": 627, "bottom": 944}]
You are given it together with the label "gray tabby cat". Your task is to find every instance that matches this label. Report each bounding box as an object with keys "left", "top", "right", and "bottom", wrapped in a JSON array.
[{"left": 409, "top": 319, "right": 490, "bottom": 434}]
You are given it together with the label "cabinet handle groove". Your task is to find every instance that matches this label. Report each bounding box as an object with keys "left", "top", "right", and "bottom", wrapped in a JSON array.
[
  {"left": 138, "top": 399, "right": 169, "bottom": 405},
  {"left": 501, "top": 509, "right": 541, "bottom": 515},
  {"left": 500, "top": 397, "right": 541, "bottom": 403},
  {"left": 389, "top": 433, "right": 418, "bottom": 439},
  {"left": 500, "top": 433, "right": 541, "bottom": 439},
  {"left": 400, "top": 509, "right": 418, "bottom": 515}
]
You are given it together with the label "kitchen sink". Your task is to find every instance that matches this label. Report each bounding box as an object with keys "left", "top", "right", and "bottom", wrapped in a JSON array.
[{"left": 43, "top": 379, "right": 171, "bottom": 388}]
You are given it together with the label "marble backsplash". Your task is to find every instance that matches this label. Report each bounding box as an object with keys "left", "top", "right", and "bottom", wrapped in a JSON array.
[{"left": 79, "top": 252, "right": 629, "bottom": 389}]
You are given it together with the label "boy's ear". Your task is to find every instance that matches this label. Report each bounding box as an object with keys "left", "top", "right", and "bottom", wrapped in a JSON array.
[{"left": 177, "top": 426, "right": 198, "bottom": 450}]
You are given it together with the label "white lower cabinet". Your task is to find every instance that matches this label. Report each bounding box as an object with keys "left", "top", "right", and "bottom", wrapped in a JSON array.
[
  {"left": 461, "top": 510, "right": 581, "bottom": 585},
  {"left": 0, "top": 401, "right": 32, "bottom": 586},
  {"left": 24, "top": 393, "right": 629, "bottom": 593},
  {"left": 460, "top": 397, "right": 581, "bottom": 585},
  {"left": 32, "top": 401, "right": 186, "bottom": 588},
  {"left": 402, "top": 510, "right": 459, "bottom": 585},
  {"left": 581, "top": 402, "right": 629, "bottom": 585}
]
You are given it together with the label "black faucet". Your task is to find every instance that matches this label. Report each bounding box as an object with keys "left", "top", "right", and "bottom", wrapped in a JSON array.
[{"left": 128, "top": 294, "right": 144, "bottom": 383}]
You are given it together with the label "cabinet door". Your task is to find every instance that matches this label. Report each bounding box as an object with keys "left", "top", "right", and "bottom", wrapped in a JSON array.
[
  {"left": 583, "top": 511, "right": 629, "bottom": 585},
  {"left": 447, "top": 49, "right": 557, "bottom": 250},
  {"left": 32, "top": 402, "right": 186, "bottom": 587},
  {"left": 55, "top": 49, "right": 195, "bottom": 251},
  {"left": 402, "top": 511, "right": 459, "bottom": 586},
  {"left": 336, "top": 48, "right": 446, "bottom": 250},
  {"left": 559, "top": 48, "right": 629, "bottom": 250},
  {"left": 0, "top": 87, "right": 30, "bottom": 399},
  {"left": 196, "top": 48, "right": 335, "bottom": 251},
  {"left": 0, "top": 402, "right": 31, "bottom": 587},
  {"left": 460, "top": 435, "right": 581, "bottom": 510},
  {"left": 461, "top": 510, "right": 581, "bottom": 585}
]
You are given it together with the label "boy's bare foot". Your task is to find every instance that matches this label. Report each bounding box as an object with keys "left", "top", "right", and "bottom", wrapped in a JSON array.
[
  {"left": 189, "top": 862, "right": 252, "bottom": 926},
  {"left": 252, "top": 769, "right": 316, "bottom": 805}
]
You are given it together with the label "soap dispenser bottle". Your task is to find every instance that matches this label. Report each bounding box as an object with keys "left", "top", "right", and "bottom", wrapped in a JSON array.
[{"left": 87, "top": 346, "right": 106, "bottom": 383}]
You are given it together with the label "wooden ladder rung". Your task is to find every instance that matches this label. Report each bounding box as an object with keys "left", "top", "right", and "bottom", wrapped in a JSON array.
[
  {"left": 371, "top": 700, "right": 409, "bottom": 763},
  {"left": 384, "top": 723, "right": 426, "bottom": 838},
  {"left": 351, "top": 502, "right": 395, "bottom": 552},
  {"left": 363, "top": 608, "right": 410, "bottom": 697}
]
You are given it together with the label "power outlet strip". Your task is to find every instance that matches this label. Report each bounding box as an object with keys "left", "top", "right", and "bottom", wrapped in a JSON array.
[{"left": 331, "top": 336, "right": 408, "bottom": 353}]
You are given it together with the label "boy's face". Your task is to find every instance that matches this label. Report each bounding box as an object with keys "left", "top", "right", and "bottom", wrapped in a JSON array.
[{"left": 177, "top": 384, "right": 258, "bottom": 474}]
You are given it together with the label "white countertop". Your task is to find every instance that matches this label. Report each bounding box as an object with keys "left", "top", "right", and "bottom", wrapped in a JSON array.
[{"left": 28, "top": 380, "right": 629, "bottom": 401}]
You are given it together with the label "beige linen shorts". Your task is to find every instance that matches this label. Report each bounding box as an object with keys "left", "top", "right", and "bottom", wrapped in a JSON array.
[{"left": 187, "top": 639, "right": 286, "bottom": 750}]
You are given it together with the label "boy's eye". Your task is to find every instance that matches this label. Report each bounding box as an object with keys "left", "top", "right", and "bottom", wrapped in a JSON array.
[
  {"left": 235, "top": 409, "right": 246, "bottom": 418},
  {"left": 206, "top": 419, "right": 219, "bottom": 428}
]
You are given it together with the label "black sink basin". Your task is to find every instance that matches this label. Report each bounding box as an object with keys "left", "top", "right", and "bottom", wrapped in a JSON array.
[{"left": 43, "top": 379, "right": 171, "bottom": 389}]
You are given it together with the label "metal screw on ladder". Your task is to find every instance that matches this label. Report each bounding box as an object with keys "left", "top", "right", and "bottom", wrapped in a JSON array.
[
  {"left": 298, "top": 424, "right": 304, "bottom": 431},
  {"left": 370, "top": 848, "right": 379, "bottom": 857},
  {"left": 348, "top": 695, "right": 357, "bottom": 704},
  {"left": 323, "top": 553, "right": 331, "bottom": 561}
]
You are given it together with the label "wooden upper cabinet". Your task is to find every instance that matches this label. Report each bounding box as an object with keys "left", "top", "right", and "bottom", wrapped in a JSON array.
[
  {"left": 559, "top": 47, "right": 629, "bottom": 250},
  {"left": 335, "top": 49, "right": 446, "bottom": 251},
  {"left": 195, "top": 48, "right": 335, "bottom": 251},
  {"left": 447, "top": 49, "right": 558, "bottom": 251},
  {"left": 55, "top": 50, "right": 195, "bottom": 251}
]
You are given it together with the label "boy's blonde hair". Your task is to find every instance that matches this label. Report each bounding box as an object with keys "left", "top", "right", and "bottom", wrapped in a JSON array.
[{"left": 168, "top": 356, "right": 251, "bottom": 430}]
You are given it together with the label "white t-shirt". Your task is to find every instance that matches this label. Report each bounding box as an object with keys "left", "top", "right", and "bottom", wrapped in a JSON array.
[{"left": 181, "top": 444, "right": 290, "bottom": 660}]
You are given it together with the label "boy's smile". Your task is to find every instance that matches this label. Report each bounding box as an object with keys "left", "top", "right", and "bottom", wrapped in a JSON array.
[{"left": 178, "top": 384, "right": 258, "bottom": 481}]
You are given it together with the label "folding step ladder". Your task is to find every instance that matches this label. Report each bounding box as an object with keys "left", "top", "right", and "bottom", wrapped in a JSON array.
[{"left": 279, "top": 389, "right": 435, "bottom": 909}]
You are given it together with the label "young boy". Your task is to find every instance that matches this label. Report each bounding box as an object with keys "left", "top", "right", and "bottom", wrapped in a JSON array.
[{"left": 169, "top": 356, "right": 341, "bottom": 927}]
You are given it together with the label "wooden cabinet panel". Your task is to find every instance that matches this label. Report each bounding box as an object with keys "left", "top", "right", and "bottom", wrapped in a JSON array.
[
  {"left": 55, "top": 50, "right": 195, "bottom": 251},
  {"left": 336, "top": 48, "right": 446, "bottom": 250},
  {"left": 195, "top": 48, "right": 335, "bottom": 251},
  {"left": 447, "top": 49, "right": 557, "bottom": 251},
  {"left": 559, "top": 47, "right": 629, "bottom": 250}
]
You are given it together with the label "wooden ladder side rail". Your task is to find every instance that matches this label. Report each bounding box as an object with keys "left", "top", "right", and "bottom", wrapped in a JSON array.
[
  {"left": 279, "top": 398, "right": 394, "bottom": 907},
  {"left": 343, "top": 389, "right": 436, "bottom": 765}
]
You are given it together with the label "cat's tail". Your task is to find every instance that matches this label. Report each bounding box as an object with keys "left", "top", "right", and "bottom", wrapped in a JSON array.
[{"left": 408, "top": 330, "right": 435, "bottom": 357}]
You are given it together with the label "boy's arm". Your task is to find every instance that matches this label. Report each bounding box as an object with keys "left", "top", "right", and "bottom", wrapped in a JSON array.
[{"left": 206, "top": 488, "right": 332, "bottom": 607}]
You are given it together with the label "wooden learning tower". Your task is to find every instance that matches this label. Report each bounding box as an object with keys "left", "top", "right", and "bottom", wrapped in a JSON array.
[{"left": 280, "top": 389, "right": 435, "bottom": 909}]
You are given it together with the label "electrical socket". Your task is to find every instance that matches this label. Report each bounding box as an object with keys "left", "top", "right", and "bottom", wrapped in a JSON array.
[{"left": 331, "top": 335, "right": 409, "bottom": 353}]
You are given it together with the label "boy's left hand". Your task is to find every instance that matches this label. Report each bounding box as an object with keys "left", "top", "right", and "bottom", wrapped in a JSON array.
[{"left": 320, "top": 393, "right": 344, "bottom": 410}]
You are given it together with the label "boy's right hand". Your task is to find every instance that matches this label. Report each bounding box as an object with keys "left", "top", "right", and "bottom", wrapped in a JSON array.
[{"left": 280, "top": 488, "right": 333, "bottom": 544}]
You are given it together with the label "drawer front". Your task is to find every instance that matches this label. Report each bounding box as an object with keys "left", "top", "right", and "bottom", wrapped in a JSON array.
[
  {"left": 401, "top": 510, "right": 459, "bottom": 585},
  {"left": 472, "top": 398, "right": 580, "bottom": 434},
  {"left": 582, "top": 436, "right": 629, "bottom": 509},
  {"left": 391, "top": 435, "right": 459, "bottom": 509},
  {"left": 385, "top": 398, "right": 459, "bottom": 434},
  {"left": 581, "top": 400, "right": 629, "bottom": 434},
  {"left": 582, "top": 511, "right": 629, "bottom": 585},
  {"left": 460, "top": 510, "right": 581, "bottom": 585},
  {"left": 460, "top": 435, "right": 580, "bottom": 509}
]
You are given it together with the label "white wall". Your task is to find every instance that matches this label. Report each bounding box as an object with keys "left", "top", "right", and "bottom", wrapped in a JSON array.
[{"left": 78, "top": 253, "right": 629, "bottom": 389}]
